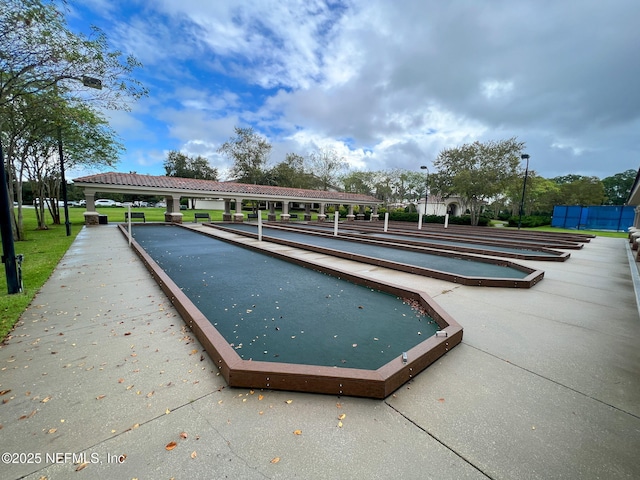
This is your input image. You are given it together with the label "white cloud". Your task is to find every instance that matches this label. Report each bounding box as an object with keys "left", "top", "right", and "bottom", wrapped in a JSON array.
[{"left": 73, "top": 0, "right": 640, "bottom": 179}]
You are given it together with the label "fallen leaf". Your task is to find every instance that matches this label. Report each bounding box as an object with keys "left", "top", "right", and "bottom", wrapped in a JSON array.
[
  {"left": 48, "top": 428, "right": 57, "bottom": 434},
  {"left": 41, "top": 396, "right": 52, "bottom": 403},
  {"left": 338, "top": 414, "right": 346, "bottom": 420},
  {"left": 117, "top": 378, "right": 124, "bottom": 383},
  {"left": 337, "top": 421, "right": 343, "bottom": 428},
  {"left": 437, "top": 398, "right": 445, "bottom": 403},
  {"left": 96, "top": 395, "right": 106, "bottom": 400},
  {"left": 270, "top": 457, "right": 280, "bottom": 464},
  {"left": 258, "top": 394, "right": 264, "bottom": 401},
  {"left": 165, "top": 408, "right": 171, "bottom": 414},
  {"left": 190, "top": 451, "right": 197, "bottom": 459},
  {"left": 293, "top": 429, "right": 302, "bottom": 435},
  {"left": 0, "top": 390, "right": 11, "bottom": 396},
  {"left": 165, "top": 441, "right": 177, "bottom": 451},
  {"left": 285, "top": 400, "right": 293, "bottom": 404},
  {"left": 180, "top": 432, "right": 188, "bottom": 439},
  {"left": 76, "top": 462, "right": 88, "bottom": 471}
]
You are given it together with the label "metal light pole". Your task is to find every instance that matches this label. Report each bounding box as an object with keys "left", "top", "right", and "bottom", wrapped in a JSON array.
[
  {"left": 420, "top": 165, "right": 429, "bottom": 220},
  {"left": 0, "top": 138, "right": 21, "bottom": 293},
  {"left": 517, "top": 154, "right": 530, "bottom": 230},
  {"left": 57, "top": 75, "right": 102, "bottom": 237},
  {"left": 57, "top": 126, "right": 71, "bottom": 236}
]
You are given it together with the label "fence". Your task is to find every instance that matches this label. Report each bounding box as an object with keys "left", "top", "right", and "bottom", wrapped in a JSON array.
[{"left": 551, "top": 205, "right": 635, "bottom": 231}]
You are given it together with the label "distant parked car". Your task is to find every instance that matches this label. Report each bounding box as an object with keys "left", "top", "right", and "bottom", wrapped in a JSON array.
[
  {"left": 155, "top": 202, "right": 166, "bottom": 208},
  {"left": 95, "top": 199, "right": 123, "bottom": 207}
]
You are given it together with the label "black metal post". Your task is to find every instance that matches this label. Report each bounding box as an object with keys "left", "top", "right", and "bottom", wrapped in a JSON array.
[
  {"left": 420, "top": 165, "right": 429, "bottom": 221},
  {"left": 0, "top": 139, "right": 20, "bottom": 294},
  {"left": 57, "top": 126, "right": 71, "bottom": 236},
  {"left": 517, "top": 154, "right": 530, "bottom": 230}
]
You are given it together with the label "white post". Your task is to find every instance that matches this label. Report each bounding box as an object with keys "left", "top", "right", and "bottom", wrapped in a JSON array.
[
  {"left": 384, "top": 212, "right": 389, "bottom": 232},
  {"left": 258, "top": 210, "right": 262, "bottom": 241},
  {"left": 127, "top": 204, "right": 132, "bottom": 246},
  {"left": 334, "top": 211, "right": 339, "bottom": 236},
  {"left": 418, "top": 206, "right": 423, "bottom": 230},
  {"left": 444, "top": 213, "right": 449, "bottom": 229}
]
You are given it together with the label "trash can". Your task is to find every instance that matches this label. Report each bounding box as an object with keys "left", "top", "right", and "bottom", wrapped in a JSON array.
[{"left": 98, "top": 214, "right": 108, "bottom": 225}]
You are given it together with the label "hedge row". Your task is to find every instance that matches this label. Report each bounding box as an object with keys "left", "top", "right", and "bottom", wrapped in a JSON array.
[
  {"left": 382, "top": 211, "right": 490, "bottom": 226},
  {"left": 506, "top": 215, "right": 551, "bottom": 228}
]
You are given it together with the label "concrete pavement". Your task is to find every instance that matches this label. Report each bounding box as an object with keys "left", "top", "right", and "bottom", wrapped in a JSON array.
[{"left": 0, "top": 223, "right": 638, "bottom": 479}]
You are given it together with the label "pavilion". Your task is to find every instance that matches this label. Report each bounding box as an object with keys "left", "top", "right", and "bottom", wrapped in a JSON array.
[{"left": 73, "top": 172, "right": 381, "bottom": 224}]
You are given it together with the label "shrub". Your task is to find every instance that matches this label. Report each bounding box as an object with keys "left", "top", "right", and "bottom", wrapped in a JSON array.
[{"left": 507, "top": 215, "right": 551, "bottom": 228}]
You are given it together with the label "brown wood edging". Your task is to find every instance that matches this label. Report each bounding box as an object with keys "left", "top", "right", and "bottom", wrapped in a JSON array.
[
  {"left": 207, "top": 223, "right": 545, "bottom": 288},
  {"left": 117, "top": 223, "right": 463, "bottom": 399}
]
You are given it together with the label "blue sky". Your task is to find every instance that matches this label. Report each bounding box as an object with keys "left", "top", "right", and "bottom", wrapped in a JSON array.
[{"left": 65, "top": 0, "right": 640, "bottom": 181}]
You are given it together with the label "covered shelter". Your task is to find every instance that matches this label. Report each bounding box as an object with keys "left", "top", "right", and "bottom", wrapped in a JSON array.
[{"left": 73, "top": 172, "right": 381, "bottom": 224}]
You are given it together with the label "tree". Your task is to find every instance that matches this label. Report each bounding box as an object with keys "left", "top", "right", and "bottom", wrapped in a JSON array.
[
  {"left": 341, "top": 171, "right": 374, "bottom": 195},
  {"left": 551, "top": 175, "right": 605, "bottom": 205},
  {"left": 164, "top": 151, "right": 218, "bottom": 180},
  {"left": 268, "top": 153, "right": 314, "bottom": 189},
  {"left": 602, "top": 169, "right": 636, "bottom": 205},
  {"left": 433, "top": 138, "right": 525, "bottom": 225},
  {"left": 308, "top": 148, "right": 348, "bottom": 191},
  {"left": 0, "top": 0, "right": 147, "bottom": 111},
  {"left": 1, "top": 0, "right": 146, "bottom": 239},
  {"left": 217, "top": 127, "right": 271, "bottom": 184}
]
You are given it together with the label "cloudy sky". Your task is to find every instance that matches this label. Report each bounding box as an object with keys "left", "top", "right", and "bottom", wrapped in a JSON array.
[{"left": 66, "top": 0, "right": 639, "bottom": 181}]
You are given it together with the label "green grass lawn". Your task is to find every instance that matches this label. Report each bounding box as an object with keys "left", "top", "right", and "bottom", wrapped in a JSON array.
[{"left": 0, "top": 206, "right": 631, "bottom": 340}]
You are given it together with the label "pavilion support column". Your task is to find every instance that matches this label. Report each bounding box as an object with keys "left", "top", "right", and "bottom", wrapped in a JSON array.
[
  {"left": 233, "top": 198, "right": 244, "bottom": 222},
  {"left": 346, "top": 204, "right": 355, "bottom": 222},
  {"left": 223, "top": 199, "right": 232, "bottom": 221},
  {"left": 304, "top": 203, "right": 312, "bottom": 221},
  {"left": 318, "top": 203, "right": 326, "bottom": 222},
  {"left": 268, "top": 201, "right": 277, "bottom": 221},
  {"left": 371, "top": 205, "right": 380, "bottom": 221},
  {"left": 83, "top": 191, "right": 99, "bottom": 225},
  {"left": 356, "top": 204, "right": 365, "bottom": 221},
  {"left": 164, "top": 196, "right": 183, "bottom": 223},
  {"left": 280, "top": 201, "right": 290, "bottom": 222}
]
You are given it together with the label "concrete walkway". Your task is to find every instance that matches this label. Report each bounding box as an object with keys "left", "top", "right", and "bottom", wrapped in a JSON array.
[{"left": 1, "top": 224, "right": 639, "bottom": 480}]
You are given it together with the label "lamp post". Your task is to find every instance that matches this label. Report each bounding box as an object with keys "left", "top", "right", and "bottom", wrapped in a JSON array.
[
  {"left": 517, "top": 154, "right": 530, "bottom": 230},
  {"left": 420, "top": 165, "right": 429, "bottom": 220},
  {"left": 0, "top": 139, "right": 21, "bottom": 293},
  {"left": 58, "top": 75, "right": 102, "bottom": 237}
]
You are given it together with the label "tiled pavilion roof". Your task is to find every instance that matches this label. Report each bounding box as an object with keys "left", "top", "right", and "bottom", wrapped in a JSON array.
[{"left": 73, "top": 172, "right": 380, "bottom": 204}]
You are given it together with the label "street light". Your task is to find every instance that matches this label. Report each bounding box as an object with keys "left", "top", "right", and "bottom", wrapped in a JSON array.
[
  {"left": 517, "top": 154, "right": 530, "bottom": 230},
  {"left": 420, "top": 165, "right": 429, "bottom": 220},
  {"left": 0, "top": 139, "right": 21, "bottom": 293},
  {"left": 58, "top": 75, "right": 102, "bottom": 236}
]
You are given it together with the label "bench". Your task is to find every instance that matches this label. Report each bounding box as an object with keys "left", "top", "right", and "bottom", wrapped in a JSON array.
[
  {"left": 194, "top": 213, "right": 211, "bottom": 223},
  {"left": 247, "top": 213, "right": 259, "bottom": 219},
  {"left": 125, "top": 212, "right": 145, "bottom": 223},
  {"left": 290, "top": 214, "right": 298, "bottom": 219}
]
